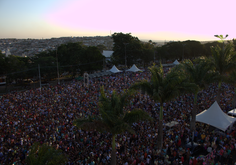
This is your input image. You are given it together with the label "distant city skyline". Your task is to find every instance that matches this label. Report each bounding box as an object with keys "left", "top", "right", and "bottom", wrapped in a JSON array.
[{"left": 0, "top": 0, "right": 235, "bottom": 41}]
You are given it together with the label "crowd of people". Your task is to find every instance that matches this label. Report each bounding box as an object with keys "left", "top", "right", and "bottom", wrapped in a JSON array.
[{"left": 0, "top": 67, "right": 236, "bottom": 165}]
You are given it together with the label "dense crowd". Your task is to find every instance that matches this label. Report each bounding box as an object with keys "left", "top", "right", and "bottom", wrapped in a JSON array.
[{"left": 0, "top": 68, "right": 236, "bottom": 165}]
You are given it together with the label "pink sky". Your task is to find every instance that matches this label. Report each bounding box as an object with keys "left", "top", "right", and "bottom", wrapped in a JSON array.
[
  {"left": 0, "top": 0, "right": 234, "bottom": 40},
  {"left": 45, "top": 0, "right": 236, "bottom": 41}
]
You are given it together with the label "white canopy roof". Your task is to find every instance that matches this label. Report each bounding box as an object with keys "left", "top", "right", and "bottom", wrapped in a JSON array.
[
  {"left": 165, "top": 121, "right": 179, "bottom": 127},
  {"left": 228, "top": 109, "right": 236, "bottom": 116},
  {"left": 126, "top": 64, "right": 142, "bottom": 72},
  {"left": 102, "top": 50, "right": 113, "bottom": 58},
  {"left": 173, "top": 60, "right": 180, "bottom": 65},
  {"left": 109, "top": 65, "right": 122, "bottom": 73},
  {"left": 196, "top": 101, "right": 236, "bottom": 131}
]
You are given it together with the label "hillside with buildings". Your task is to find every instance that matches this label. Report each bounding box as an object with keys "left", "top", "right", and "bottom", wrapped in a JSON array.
[
  {"left": 0, "top": 36, "right": 114, "bottom": 57},
  {"left": 0, "top": 36, "right": 218, "bottom": 57}
]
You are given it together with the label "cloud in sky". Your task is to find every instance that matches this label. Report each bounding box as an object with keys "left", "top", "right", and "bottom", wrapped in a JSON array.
[{"left": 45, "top": 0, "right": 236, "bottom": 40}]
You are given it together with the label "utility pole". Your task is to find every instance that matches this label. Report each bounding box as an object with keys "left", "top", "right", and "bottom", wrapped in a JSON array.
[
  {"left": 124, "top": 43, "right": 129, "bottom": 86},
  {"left": 103, "top": 58, "right": 105, "bottom": 71},
  {"left": 182, "top": 43, "right": 186, "bottom": 61},
  {"left": 38, "top": 64, "right": 41, "bottom": 90},
  {"left": 154, "top": 51, "right": 157, "bottom": 63},
  {"left": 56, "top": 47, "right": 60, "bottom": 85},
  {"left": 124, "top": 43, "right": 129, "bottom": 70}
]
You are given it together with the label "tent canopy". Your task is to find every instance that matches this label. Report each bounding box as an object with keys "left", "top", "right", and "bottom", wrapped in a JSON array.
[
  {"left": 126, "top": 64, "right": 142, "bottom": 72},
  {"left": 165, "top": 121, "right": 179, "bottom": 128},
  {"left": 196, "top": 101, "right": 236, "bottom": 131},
  {"left": 228, "top": 109, "right": 236, "bottom": 116},
  {"left": 173, "top": 60, "right": 180, "bottom": 65},
  {"left": 109, "top": 65, "right": 122, "bottom": 73}
]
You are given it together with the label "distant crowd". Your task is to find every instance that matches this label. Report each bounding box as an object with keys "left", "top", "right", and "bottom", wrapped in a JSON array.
[{"left": 0, "top": 68, "right": 236, "bottom": 165}]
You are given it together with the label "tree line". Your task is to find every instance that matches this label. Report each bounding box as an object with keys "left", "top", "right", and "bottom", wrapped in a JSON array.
[
  {"left": 0, "top": 42, "right": 105, "bottom": 85},
  {"left": 1, "top": 33, "right": 236, "bottom": 86},
  {"left": 111, "top": 33, "right": 236, "bottom": 66}
]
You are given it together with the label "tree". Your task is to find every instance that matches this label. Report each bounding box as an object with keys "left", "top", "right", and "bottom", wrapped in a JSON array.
[
  {"left": 25, "top": 142, "right": 67, "bottom": 165},
  {"left": 131, "top": 64, "right": 194, "bottom": 149},
  {"left": 177, "top": 59, "right": 217, "bottom": 135},
  {"left": 31, "top": 52, "right": 57, "bottom": 81},
  {"left": 224, "top": 70, "right": 236, "bottom": 108},
  {"left": 203, "top": 41, "right": 223, "bottom": 57},
  {"left": 162, "top": 41, "right": 183, "bottom": 61},
  {"left": 182, "top": 40, "right": 205, "bottom": 59},
  {"left": 209, "top": 35, "right": 236, "bottom": 103},
  {"left": 80, "top": 46, "right": 105, "bottom": 73},
  {"left": 0, "top": 50, "right": 6, "bottom": 76},
  {"left": 56, "top": 42, "right": 104, "bottom": 75},
  {"left": 73, "top": 86, "right": 152, "bottom": 165},
  {"left": 111, "top": 32, "right": 143, "bottom": 66},
  {"left": 5, "top": 55, "right": 27, "bottom": 84},
  {"left": 97, "top": 44, "right": 108, "bottom": 53},
  {"left": 140, "top": 42, "right": 156, "bottom": 67}
]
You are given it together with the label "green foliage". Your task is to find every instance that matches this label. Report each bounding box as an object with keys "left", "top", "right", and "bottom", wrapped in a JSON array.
[
  {"left": 97, "top": 44, "right": 108, "bottom": 53},
  {"left": 203, "top": 41, "right": 223, "bottom": 57},
  {"left": 31, "top": 52, "right": 57, "bottom": 81},
  {"left": 111, "top": 32, "right": 155, "bottom": 66},
  {"left": 112, "top": 32, "right": 142, "bottom": 66},
  {"left": 0, "top": 51, "right": 6, "bottom": 76},
  {"left": 73, "top": 86, "right": 152, "bottom": 164},
  {"left": 199, "top": 35, "right": 236, "bottom": 103},
  {"left": 214, "top": 34, "right": 228, "bottom": 43},
  {"left": 131, "top": 64, "right": 194, "bottom": 148},
  {"left": 210, "top": 42, "right": 236, "bottom": 75},
  {"left": 131, "top": 64, "right": 194, "bottom": 105},
  {"left": 73, "top": 86, "right": 152, "bottom": 135},
  {"left": 178, "top": 59, "right": 217, "bottom": 93},
  {"left": 157, "top": 40, "right": 205, "bottom": 61},
  {"left": 4, "top": 55, "right": 28, "bottom": 83},
  {"left": 56, "top": 42, "right": 104, "bottom": 74},
  {"left": 178, "top": 59, "right": 219, "bottom": 131},
  {"left": 161, "top": 42, "right": 183, "bottom": 60},
  {"left": 25, "top": 142, "right": 67, "bottom": 165}
]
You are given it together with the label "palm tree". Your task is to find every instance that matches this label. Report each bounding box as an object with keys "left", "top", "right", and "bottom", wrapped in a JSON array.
[
  {"left": 73, "top": 86, "right": 152, "bottom": 165},
  {"left": 224, "top": 70, "right": 236, "bottom": 108},
  {"left": 25, "top": 142, "right": 68, "bottom": 165},
  {"left": 179, "top": 59, "right": 217, "bottom": 131},
  {"left": 209, "top": 35, "right": 236, "bottom": 103},
  {"left": 131, "top": 64, "right": 194, "bottom": 149}
]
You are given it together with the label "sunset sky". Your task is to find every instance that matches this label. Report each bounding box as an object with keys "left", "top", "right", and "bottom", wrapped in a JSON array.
[{"left": 0, "top": 0, "right": 235, "bottom": 41}]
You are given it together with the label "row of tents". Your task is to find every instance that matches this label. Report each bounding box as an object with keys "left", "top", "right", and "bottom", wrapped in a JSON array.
[
  {"left": 109, "top": 64, "right": 143, "bottom": 73},
  {"left": 87, "top": 64, "right": 142, "bottom": 79},
  {"left": 88, "top": 60, "right": 181, "bottom": 79},
  {"left": 110, "top": 60, "right": 180, "bottom": 73}
]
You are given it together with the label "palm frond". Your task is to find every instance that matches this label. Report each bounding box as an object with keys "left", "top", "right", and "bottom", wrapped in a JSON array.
[
  {"left": 26, "top": 142, "right": 67, "bottom": 165},
  {"left": 111, "top": 122, "right": 136, "bottom": 135},
  {"left": 130, "top": 80, "right": 153, "bottom": 97},
  {"left": 123, "top": 109, "right": 153, "bottom": 124},
  {"left": 73, "top": 117, "right": 109, "bottom": 132}
]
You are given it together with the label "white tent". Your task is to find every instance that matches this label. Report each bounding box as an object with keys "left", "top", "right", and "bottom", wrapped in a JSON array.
[
  {"left": 173, "top": 60, "right": 180, "bottom": 65},
  {"left": 196, "top": 101, "right": 236, "bottom": 131},
  {"left": 109, "top": 65, "right": 122, "bottom": 73},
  {"left": 228, "top": 109, "right": 236, "bottom": 117},
  {"left": 165, "top": 121, "right": 179, "bottom": 127},
  {"left": 126, "top": 64, "right": 142, "bottom": 72}
]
